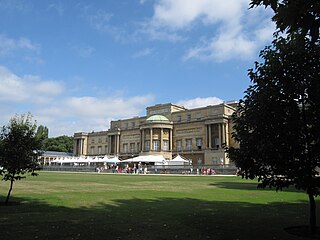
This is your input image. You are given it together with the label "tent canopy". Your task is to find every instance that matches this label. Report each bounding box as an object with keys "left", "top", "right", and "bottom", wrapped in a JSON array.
[
  {"left": 51, "top": 156, "right": 120, "bottom": 164},
  {"left": 171, "top": 154, "right": 190, "bottom": 163},
  {"left": 121, "top": 155, "right": 166, "bottom": 163}
]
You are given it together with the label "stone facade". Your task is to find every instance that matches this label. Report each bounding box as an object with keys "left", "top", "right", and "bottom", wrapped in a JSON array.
[{"left": 73, "top": 102, "right": 238, "bottom": 165}]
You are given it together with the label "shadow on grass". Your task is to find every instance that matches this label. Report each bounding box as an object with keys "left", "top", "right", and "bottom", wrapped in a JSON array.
[
  {"left": 1, "top": 196, "right": 319, "bottom": 240},
  {"left": 210, "top": 181, "right": 306, "bottom": 193}
]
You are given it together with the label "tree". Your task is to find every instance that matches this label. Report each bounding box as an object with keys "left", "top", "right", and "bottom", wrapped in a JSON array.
[
  {"left": 44, "top": 135, "right": 73, "bottom": 153},
  {"left": 36, "top": 125, "right": 49, "bottom": 150},
  {"left": 0, "top": 114, "right": 43, "bottom": 205},
  {"left": 227, "top": 0, "right": 320, "bottom": 234},
  {"left": 36, "top": 125, "right": 49, "bottom": 140},
  {"left": 250, "top": 0, "right": 320, "bottom": 42},
  {"left": 227, "top": 34, "right": 320, "bottom": 233}
]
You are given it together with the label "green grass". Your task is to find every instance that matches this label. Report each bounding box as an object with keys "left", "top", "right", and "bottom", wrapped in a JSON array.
[{"left": 0, "top": 172, "right": 319, "bottom": 240}]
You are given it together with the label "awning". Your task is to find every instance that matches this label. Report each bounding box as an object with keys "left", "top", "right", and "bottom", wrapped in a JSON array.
[{"left": 121, "top": 155, "right": 166, "bottom": 163}]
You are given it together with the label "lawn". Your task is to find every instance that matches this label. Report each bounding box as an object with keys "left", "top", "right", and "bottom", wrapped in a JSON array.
[{"left": 0, "top": 172, "right": 319, "bottom": 240}]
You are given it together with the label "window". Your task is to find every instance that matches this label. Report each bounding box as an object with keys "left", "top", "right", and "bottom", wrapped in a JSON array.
[
  {"left": 163, "top": 140, "right": 169, "bottom": 151},
  {"left": 132, "top": 122, "right": 135, "bottom": 128},
  {"left": 125, "top": 123, "right": 128, "bottom": 129},
  {"left": 130, "top": 143, "right": 135, "bottom": 153},
  {"left": 196, "top": 113, "right": 201, "bottom": 120},
  {"left": 90, "top": 146, "right": 95, "bottom": 155},
  {"left": 105, "top": 145, "right": 108, "bottom": 154},
  {"left": 137, "top": 142, "right": 140, "bottom": 152},
  {"left": 186, "top": 139, "right": 192, "bottom": 151},
  {"left": 153, "top": 140, "right": 160, "bottom": 151},
  {"left": 98, "top": 146, "right": 102, "bottom": 155},
  {"left": 177, "top": 115, "right": 181, "bottom": 122},
  {"left": 145, "top": 140, "right": 150, "bottom": 151},
  {"left": 196, "top": 138, "right": 202, "bottom": 150},
  {"left": 98, "top": 138, "right": 102, "bottom": 143},
  {"left": 91, "top": 139, "right": 95, "bottom": 144},
  {"left": 187, "top": 114, "right": 191, "bottom": 121},
  {"left": 123, "top": 143, "right": 128, "bottom": 153},
  {"left": 176, "top": 140, "right": 182, "bottom": 152}
]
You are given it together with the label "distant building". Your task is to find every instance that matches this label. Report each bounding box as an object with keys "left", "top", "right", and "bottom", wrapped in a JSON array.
[
  {"left": 40, "top": 151, "right": 73, "bottom": 165},
  {"left": 73, "top": 102, "right": 238, "bottom": 165}
]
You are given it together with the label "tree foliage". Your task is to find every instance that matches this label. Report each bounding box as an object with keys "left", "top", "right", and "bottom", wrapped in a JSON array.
[
  {"left": 44, "top": 135, "right": 73, "bottom": 153},
  {"left": 229, "top": 34, "right": 320, "bottom": 188},
  {"left": 228, "top": 34, "right": 320, "bottom": 233},
  {"left": 36, "top": 125, "right": 49, "bottom": 150},
  {"left": 0, "top": 113, "right": 43, "bottom": 204},
  {"left": 227, "top": 1, "right": 320, "bottom": 233},
  {"left": 36, "top": 125, "right": 49, "bottom": 140},
  {"left": 250, "top": 0, "right": 320, "bottom": 42}
]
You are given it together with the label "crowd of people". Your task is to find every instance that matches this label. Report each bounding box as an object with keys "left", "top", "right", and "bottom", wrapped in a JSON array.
[
  {"left": 96, "top": 162, "right": 149, "bottom": 174},
  {"left": 96, "top": 163, "right": 220, "bottom": 175}
]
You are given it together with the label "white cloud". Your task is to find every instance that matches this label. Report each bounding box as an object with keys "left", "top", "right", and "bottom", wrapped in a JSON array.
[
  {"left": 137, "top": 22, "right": 185, "bottom": 42},
  {"left": 88, "top": 9, "right": 113, "bottom": 31},
  {"left": 143, "top": 0, "right": 274, "bottom": 61},
  {"left": 176, "top": 97, "right": 223, "bottom": 109},
  {"left": 48, "top": 3, "right": 64, "bottom": 16},
  {"left": 81, "top": 7, "right": 128, "bottom": 42},
  {"left": 0, "top": 66, "right": 64, "bottom": 103},
  {"left": 65, "top": 95, "right": 154, "bottom": 119},
  {"left": 132, "top": 48, "right": 154, "bottom": 58},
  {"left": 0, "top": 66, "right": 155, "bottom": 137},
  {"left": 36, "top": 94, "right": 154, "bottom": 136},
  {"left": 0, "top": 34, "right": 40, "bottom": 56},
  {"left": 183, "top": 32, "right": 257, "bottom": 62},
  {"left": 0, "top": 0, "right": 29, "bottom": 12},
  {"left": 73, "top": 45, "right": 96, "bottom": 58},
  {"left": 152, "top": 0, "right": 247, "bottom": 29}
]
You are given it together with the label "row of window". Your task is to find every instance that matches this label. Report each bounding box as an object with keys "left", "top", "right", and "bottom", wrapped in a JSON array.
[
  {"left": 89, "top": 137, "right": 210, "bottom": 155},
  {"left": 175, "top": 113, "right": 202, "bottom": 122},
  {"left": 90, "top": 137, "right": 108, "bottom": 144},
  {"left": 176, "top": 138, "right": 202, "bottom": 151},
  {"left": 90, "top": 145, "right": 107, "bottom": 155},
  {"left": 121, "top": 138, "right": 203, "bottom": 153},
  {"left": 122, "top": 140, "right": 170, "bottom": 153},
  {"left": 122, "top": 142, "right": 140, "bottom": 154}
]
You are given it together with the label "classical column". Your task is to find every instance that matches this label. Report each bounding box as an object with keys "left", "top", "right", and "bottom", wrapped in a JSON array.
[
  {"left": 80, "top": 139, "right": 84, "bottom": 155},
  {"left": 116, "top": 135, "right": 120, "bottom": 155},
  {"left": 208, "top": 125, "right": 212, "bottom": 149},
  {"left": 160, "top": 128, "right": 163, "bottom": 151},
  {"left": 218, "top": 124, "right": 222, "bottom": 148},
  {"left": 221, "top": 123, "right": 226, "bottom": 146},
  {"left": 107, "top": 136, "right": 110, "bottom": 154},
  {"left": 169, "top": 129, "right": 173, "bottom": 151},
  {"left": 141, "top": 129, "right": 145, "bottom": 152},
  {"left": 77, "top": 139, "right": 80, "bottom": 155},
  {"left": 225, "top": 122, "right": 229, "bottom": 146},
  {"left": 150, "top": 128, "right": 153, "bottom": 151}
]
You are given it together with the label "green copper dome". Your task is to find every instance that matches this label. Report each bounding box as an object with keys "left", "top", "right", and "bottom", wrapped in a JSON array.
[{"left": 146, "top": 115, "right": 170, "bottom": 123}]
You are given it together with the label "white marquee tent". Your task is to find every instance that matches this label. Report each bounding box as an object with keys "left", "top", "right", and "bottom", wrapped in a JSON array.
[
  {"left": 169, "top": 154, "right": 191, "bottom": 164},
  {"left": 121, "top": 155, "right": 166, "bottom": 163},
  {"left": 51, "top": 155, "right": 120, "bottom": 165}
]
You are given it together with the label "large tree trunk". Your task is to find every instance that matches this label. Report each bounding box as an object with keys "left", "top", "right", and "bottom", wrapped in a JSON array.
[
  {"left": 308, "top": 192, "right": 317, "bottom": 234},
  {"left": 5, "top": 179, "right": 14, "bottom": 205}
]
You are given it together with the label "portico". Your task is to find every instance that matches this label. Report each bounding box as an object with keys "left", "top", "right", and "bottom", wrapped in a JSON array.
[{"left": 140, "top": 115, "right": 173, "bottom": 159}]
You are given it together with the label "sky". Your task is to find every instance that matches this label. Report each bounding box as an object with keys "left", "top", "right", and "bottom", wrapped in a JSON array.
[{"left": 0, "top": 0, "right": 274, "bottom": 137}]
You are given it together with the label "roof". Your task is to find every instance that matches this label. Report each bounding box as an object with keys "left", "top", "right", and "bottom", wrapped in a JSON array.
[
  {"left": 146, "top": 115, "right": 170, "bottom": 123},
  {"left": 43, "top": 151, "right": 73, "bottom": 157}
]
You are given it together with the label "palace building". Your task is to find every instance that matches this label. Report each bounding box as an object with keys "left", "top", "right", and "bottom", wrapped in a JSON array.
[{"left": 73, "top": 101, "right": 238, "bottom": 165}]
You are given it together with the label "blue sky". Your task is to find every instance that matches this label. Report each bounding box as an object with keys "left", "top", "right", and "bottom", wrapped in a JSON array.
[{"left": 0, "top": 0, "right": 274, "bottom": 137}]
